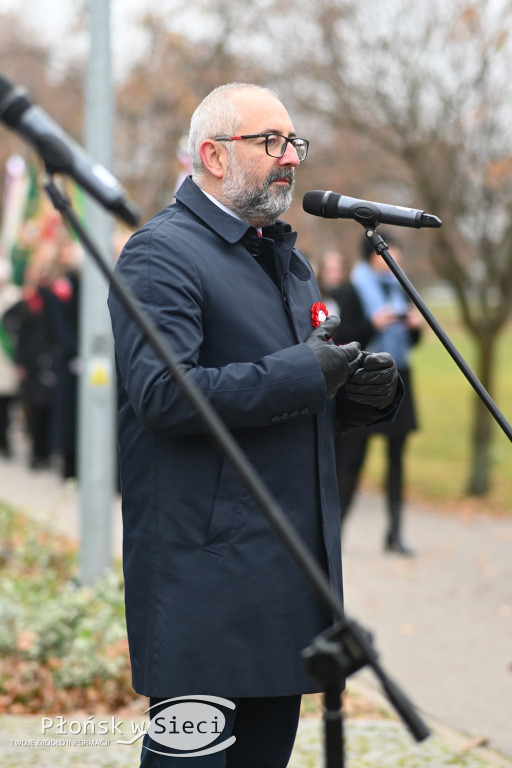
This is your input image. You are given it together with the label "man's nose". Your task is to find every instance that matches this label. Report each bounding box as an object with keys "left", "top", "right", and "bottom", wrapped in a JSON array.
[{"left": 279, "top": 141, "right": 301, "bottom": 167}]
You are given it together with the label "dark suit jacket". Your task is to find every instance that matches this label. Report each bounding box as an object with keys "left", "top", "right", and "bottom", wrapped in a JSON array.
[{"left": 108, "top": 176, "right": 401, "bottom": 698}]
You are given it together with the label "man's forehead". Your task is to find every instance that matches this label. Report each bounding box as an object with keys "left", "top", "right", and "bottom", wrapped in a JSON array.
[{"left": 232, "top": 89, "right": 294, "bottom": 131}]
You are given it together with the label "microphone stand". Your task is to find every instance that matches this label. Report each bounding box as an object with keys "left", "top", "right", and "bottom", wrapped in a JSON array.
[
  {"left": 302, "top": 619, "right": 430, "bottom": 768},
  {"left": 364, "top": 227, "right": 512, "bottom": 441},
  {"left": 41, "top": 173, "right": 430, "bottom": 767}
]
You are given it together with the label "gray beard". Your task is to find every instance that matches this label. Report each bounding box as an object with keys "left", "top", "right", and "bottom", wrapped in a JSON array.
[{"left": 222, "top": 164, "right": 295, "bottom": 227}]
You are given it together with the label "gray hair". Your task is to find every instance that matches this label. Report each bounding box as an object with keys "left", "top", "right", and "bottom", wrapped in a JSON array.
[{"left": 188, "top": 83, "right": 281, "bottom": 181}]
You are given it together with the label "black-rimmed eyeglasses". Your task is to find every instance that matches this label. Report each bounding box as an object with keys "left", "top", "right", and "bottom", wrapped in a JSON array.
[{"left": 213, "top": 133, "right": 309, "bottom": 162}]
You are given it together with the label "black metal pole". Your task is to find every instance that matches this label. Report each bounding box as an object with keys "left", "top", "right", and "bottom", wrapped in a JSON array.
[
  {"left": 365, "top": 228, "right": 512, "bottom": 442},
  {"left": 324, "top": 688, "right": 345, "bottom": 768}
]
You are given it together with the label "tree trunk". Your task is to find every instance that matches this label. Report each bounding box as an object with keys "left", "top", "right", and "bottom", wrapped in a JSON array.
[{"left": 466, "top": 336, "right": 495, "bottom": 496}]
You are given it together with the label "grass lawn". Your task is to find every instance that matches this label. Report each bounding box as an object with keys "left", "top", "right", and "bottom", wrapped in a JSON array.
[{"left": 359, "top": 301, "right": 512, "bottom": 516}]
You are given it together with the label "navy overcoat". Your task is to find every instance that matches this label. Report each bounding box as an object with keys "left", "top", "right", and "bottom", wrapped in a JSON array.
[{"left": 108, "top": 176, "right": 399, "bottom": 698}]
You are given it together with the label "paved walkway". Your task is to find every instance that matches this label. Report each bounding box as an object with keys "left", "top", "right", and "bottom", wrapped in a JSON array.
[
  {"left": 0, "top": 442, "right": 511, "bottom": 766},
  {"left": 342, "top": 491, "right": 512, "bottom": 760},
  {"left": 0, "top": 452, "right": 123, "bottom": 557}
]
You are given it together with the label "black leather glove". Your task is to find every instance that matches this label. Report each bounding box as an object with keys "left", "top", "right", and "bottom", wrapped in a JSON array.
[
  {"left": 344, "top": 351, "right": 399, "bottom": 409},
  {"left": 305, "top": 315, "right": 362, "bottom": 398}
]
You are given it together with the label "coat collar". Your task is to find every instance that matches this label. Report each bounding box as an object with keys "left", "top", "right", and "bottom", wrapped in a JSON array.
[
  {"left": 174, "top": 176, "right": 295, "bottom": 246},
  {"left": 175, "top": 176, "right": 253, "bottom": 243}
]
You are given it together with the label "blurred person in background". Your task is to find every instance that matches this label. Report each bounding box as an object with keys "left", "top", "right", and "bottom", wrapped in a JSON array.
[
  {"left": 0, "top": 255, "right": 21, "bottom": 458},
  {"left": 45, "top": 234, "right": 81, "bottom": 479},
  {"left": 5, "top": 244, "right": 59, "bottom": 469},
  {"left": 334, "top": 232, "right": 422, "bottom": 556},
  {"left": 317, "top": 248, "right": 376, "bottom": 350},
  {"left": 315, "top": 248, "right": 345, "bottom": 317}
]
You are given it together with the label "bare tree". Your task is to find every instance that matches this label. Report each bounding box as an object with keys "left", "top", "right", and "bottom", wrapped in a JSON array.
[
  {"left": 9, "top": 1, "right": 507, "bottom": 494},
  {"left": 0, "top": 13, "right": 85, "bottom": 200},
  {"left": 112, "top": 0, "right": 512, "bottom": 494},
  {"left": 115, "top": 12, "right": 265, "bottom": 220},
  {"left": 296, "top": 0, "right": 512, "bottom": 495}
]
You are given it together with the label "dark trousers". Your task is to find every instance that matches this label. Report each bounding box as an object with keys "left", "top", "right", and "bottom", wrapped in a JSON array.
[
  {"left": 0, "top": 396, "right": 13, "bottom": 453},
  {"left": 28, "top": 402, "right": 52, "bottom": 464},
  {"left": 140, "top": 695, "right": 302, "bottom": 768},
  {"left": 336, "top": 430, "right": 408, "bottom": 521}
]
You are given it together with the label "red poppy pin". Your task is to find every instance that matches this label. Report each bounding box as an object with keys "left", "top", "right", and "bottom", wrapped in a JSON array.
[{"left": 311, "top": 301, "right": 329, "bottom": 328}]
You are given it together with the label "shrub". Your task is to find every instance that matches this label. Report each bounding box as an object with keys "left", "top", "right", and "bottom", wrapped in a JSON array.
[{"left": 0, "top": 503, "right": 135, "bottom": 713}]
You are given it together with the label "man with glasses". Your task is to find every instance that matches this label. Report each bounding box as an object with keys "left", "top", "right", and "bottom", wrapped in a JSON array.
[{"left": 108, "top": 83, "right": 402, "bottom": 767}]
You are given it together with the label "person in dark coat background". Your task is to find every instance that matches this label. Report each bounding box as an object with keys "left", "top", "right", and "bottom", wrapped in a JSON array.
[
  {"left": 108, "top": 83, "right": 403, "bottom": 767},
  {"left": 5, "top": 246, "right": 59, "bottom": 469},
  {"left": 45, "top": 236, "right": 81, "bottom": 480},
  {"left": 334, "top": 232, "right": 422, "bottom": 556},
  {"left": 316, "top": 248, "right": 380, "bottom": 349}
]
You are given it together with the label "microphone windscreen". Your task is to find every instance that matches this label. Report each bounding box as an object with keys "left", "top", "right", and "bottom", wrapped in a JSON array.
[
  {"left": 303, "top": 190, "right": 339, "bottom": 218},
  {"left": 303, "top": 190, "right": 328, "bottom": 216},
  {"left": 0, "top": 79, "right": 30, "bottom": 126}
]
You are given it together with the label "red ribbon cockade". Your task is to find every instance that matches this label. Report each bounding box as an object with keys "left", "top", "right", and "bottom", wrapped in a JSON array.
[{"left": 311, "top": 301, "right": 329, "bottom": 328}]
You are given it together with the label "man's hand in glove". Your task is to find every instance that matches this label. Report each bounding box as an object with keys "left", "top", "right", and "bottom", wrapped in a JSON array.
[
  {"left": 344, "top": 351, "right": 399, "bottom": 409},
  {"left": 305, "top": 316, "right": 362, "bottom": 399}
]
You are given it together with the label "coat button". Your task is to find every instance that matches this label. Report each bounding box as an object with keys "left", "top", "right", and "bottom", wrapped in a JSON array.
[
  {"left": 299, "top": 408, "right": 309, "bottom": 415},
  {"left": 270, "top": 415, "right": 281, "bottom": 423}
]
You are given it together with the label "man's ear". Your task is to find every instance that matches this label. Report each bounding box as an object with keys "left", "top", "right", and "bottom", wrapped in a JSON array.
[{"left": 199, "top": 139, "right": 227, "bottom": 180}]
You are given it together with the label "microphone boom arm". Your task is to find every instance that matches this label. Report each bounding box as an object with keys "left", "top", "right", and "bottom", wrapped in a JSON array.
[{"left": 365, "top": 228, "right": 512, "bottom": 442}]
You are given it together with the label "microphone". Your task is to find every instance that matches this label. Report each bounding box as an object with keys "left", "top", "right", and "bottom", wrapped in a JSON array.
[
  {"left": 0, "top": 74, "right": 140, "bottom": 226},
  {"left": 303, "top": 190, "right": 442, "bottom": 229}
]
